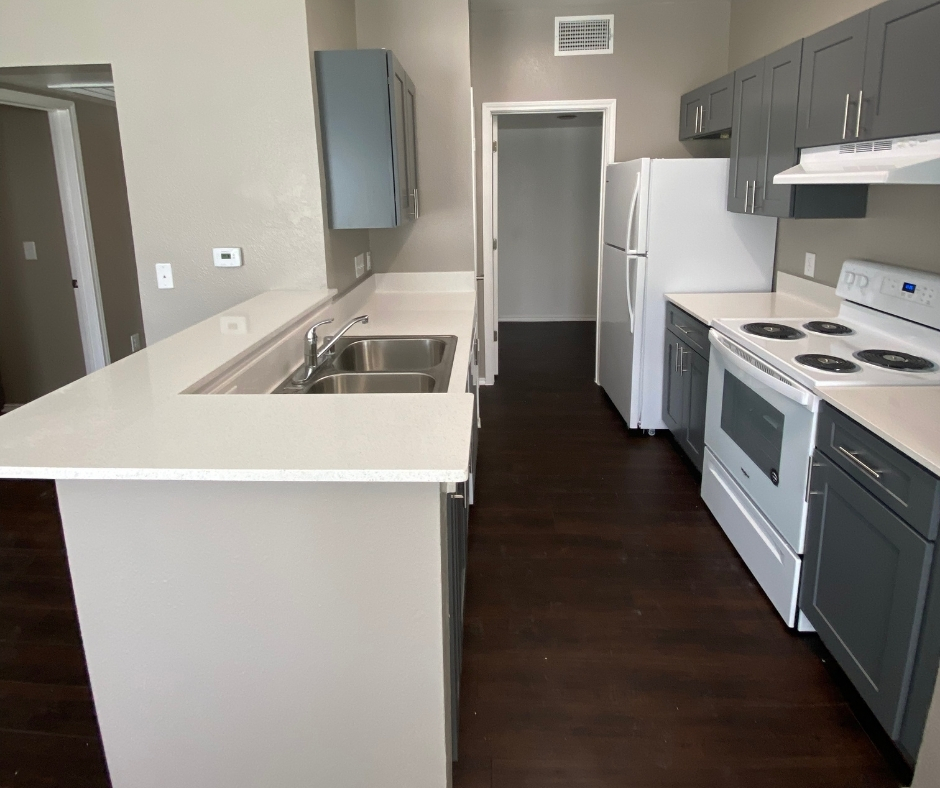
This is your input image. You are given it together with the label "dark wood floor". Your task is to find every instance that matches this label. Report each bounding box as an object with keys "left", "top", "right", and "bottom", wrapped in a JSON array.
[
  {"left": 0, "top": 322, "right": 899, "bottom": 787},
  {"left": 453, "top": 321, "right": 898, "bottom": 788}
]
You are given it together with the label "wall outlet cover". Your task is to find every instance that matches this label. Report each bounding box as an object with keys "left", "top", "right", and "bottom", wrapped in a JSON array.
[
  {"left": 354, "top": 253, "right": 366, "bottom": 279},
  {"left": 213, "top": 247, "right": 243, "bottom": 268},
  {"left": 130, "top": 333, "right": 142, "bottom": 353},
  {"left": 220, "top": 315, "right": 248, "bottom": 335},
  {"left": 156, "top": 263, "right": 174, "bottom": 289},
  {"left": 23, "top": 241, "right": 37, "bottom": 260},
  {"left": 366, "top": 251, "right": 372, "bottom": 272},
  {"left": 804, "top": 252, "right": 816, "bottom": 278}
]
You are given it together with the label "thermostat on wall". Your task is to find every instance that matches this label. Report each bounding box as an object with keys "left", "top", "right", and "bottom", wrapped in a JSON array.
[{"left": 213, "top": 247, "right": 243, "bottom": 268}]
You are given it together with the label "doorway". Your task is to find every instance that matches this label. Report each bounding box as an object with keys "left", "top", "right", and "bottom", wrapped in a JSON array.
[
  {"left": 0, "top": 67, "right": 144, "bottom": 409},
  {"left": 481, "top": 100, "right": 616, "bottom": 384}
]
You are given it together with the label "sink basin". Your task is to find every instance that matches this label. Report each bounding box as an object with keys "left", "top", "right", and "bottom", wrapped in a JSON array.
[
  {"left": 333, "top": 337, "right": 449, "bottom": 372},
  {"left": 276, "top": 334, "right": 457, "bottom": 394},
  {"left": 306, "top": 372, "right": 437, "bottom": 394}
]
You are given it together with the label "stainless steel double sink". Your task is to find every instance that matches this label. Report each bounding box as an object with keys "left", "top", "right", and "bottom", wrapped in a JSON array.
[{"left": 277, "top": 335, "right": 457, "bottom": 394}]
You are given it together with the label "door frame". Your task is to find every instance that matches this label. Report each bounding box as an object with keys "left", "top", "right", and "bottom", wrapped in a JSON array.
[
  {"left": 0, "top": 87, "right": 111, "bottom": 373},
  {"left": 480, "top": 99, "right": 616, "bottom": 384}
]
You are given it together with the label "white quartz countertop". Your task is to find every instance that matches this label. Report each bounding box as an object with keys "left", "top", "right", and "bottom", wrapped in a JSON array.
[
  {"left": 820, "top": 387, "right": 940, "bottom": 479},
  {"left": 665, "top": 291, "right": 837, "bottom": 326},
  {"left": 0, "top": 275, "right": 477, "bottom": 482}
]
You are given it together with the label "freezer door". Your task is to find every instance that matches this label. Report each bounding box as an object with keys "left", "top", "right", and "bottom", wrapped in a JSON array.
[
  {"left": 603, "top": 159, "right": 649, "bottom": 252},
  {"left": 599, "top": 245, "right": 644, "bottom": 427}
]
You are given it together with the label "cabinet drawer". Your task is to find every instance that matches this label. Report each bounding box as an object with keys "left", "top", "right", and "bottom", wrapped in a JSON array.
[
  {"left": 817, "top": 403, "right": 940, "bottom": 540},
  {"left": 666, "top": 304, "right": 709, "bottom": 358}
]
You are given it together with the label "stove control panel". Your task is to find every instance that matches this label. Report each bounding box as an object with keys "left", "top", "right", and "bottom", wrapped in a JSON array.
[{"left": 837, "top": 260, "right": 940, "bottom": 331}]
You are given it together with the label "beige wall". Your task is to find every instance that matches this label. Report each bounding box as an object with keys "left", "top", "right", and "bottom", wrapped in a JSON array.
[
  {"left": 0, "top": 0, "right": 329, "bottom": 344},
  {"left": 356, "top": 0, "right": 476, "bottom": 275},
  {"left": 915, "top": 685, "right": 940, "bottom": 787},
  {"left": 0, "top": 104, "right": 87, "bottom": 402},
  {"left": 728, "top": 0, "right": 940, "bottom": 287},
  {"left": 305, "top": 0, "right": 372, "bottom": 295},
  {"left": 74, "top": 98, "right": 145, "bottom": 361}
]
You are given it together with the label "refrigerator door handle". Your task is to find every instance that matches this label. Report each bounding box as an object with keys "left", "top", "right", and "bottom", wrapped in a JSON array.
[
  {"left": 626, "top": 173, "right": 641, "bottom": 256},
  {"left": 626, "top": 256, "right": 635, "bottom": 333}
]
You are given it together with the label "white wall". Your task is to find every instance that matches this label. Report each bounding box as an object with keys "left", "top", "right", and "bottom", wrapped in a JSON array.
[
  {"left": 0, "top": 0, "right": 329, "bottom": 343},
  {"left": 355, "top": 0, "right": 476, "bottom": 275},
  {"left": 497, "top": 113, "right": 602, "bottom": 322}
]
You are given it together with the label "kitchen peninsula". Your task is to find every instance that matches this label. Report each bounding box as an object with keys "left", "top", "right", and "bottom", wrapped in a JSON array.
[{"left": 0, "top": 273, "right": 478, "bottom": 788}]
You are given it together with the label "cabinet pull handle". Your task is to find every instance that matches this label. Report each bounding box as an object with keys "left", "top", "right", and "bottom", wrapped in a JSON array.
[
  {"left": 675, "top": 325, "right": 692, "bottom": 336},
  {"left": 837, "top": 445, "right": 882, "bottom": 479},
  {"left": 855, "top": 90, "right": 864, "bottom": 138},
  {"left": 744, "top": 180, "right": 751, "bottom": 212},
  {"left": 412, "top": 188, "right": 419, "bottom": 219},
  {"left": 842, "top": 93, "right": 851, "bottom": 140},
  {"left": 680, "top": 346, "right": 689, "bottom": 374},
  {"left": 675, "top": 342, "right": 681, "bottom": 373}
]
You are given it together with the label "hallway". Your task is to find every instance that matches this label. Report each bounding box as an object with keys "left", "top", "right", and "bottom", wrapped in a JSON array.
[{"left": 453, "top": 321, "right": 897, "bottom": 787}]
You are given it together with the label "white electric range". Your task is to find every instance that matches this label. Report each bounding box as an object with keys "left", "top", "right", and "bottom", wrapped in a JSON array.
[{"left": 700, "top": 260, "right": 940, "bottom": 628}]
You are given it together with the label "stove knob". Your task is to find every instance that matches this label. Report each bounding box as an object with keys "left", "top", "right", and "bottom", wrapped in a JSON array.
[
  {"left": 857, "top": 275, "right": 870, "bottom": 288},
  {"left": 844, "top": 272, "right": 856, "bottom": 285}
]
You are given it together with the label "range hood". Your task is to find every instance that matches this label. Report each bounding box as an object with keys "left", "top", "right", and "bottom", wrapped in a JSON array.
[{"left": 774, "top": 133, "right": 940, "bottom": 185}]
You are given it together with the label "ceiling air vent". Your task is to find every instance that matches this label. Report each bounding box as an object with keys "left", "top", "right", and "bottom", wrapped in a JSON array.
[{"left": 555, "top": 15, "right": 614, "bottom": 56}]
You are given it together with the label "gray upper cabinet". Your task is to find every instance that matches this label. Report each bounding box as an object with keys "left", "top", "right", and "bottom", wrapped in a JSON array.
[
  {"left": 678, "top": 74, "right": 734, "bottom": 140},
  {"left": 728, "top": 59, "right": 763, "bottom": 214},
  {"left": 861, "top": 0, "right": 940, "bottom": 141},
  {"left": 758, "top": 42, "right": 803, "bottom": 217},
  {"left": 315, "top": 49, "right": 419, "bottom": 229},
  {"left": 795, "top": 12, "right": 869, "bottom": 148}
]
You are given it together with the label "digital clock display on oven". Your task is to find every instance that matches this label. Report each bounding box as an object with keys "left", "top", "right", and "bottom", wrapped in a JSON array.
[{"left": 903, "top": 282, "right": 917, "bottom": 293}]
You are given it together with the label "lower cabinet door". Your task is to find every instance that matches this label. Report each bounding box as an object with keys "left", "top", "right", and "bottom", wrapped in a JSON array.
[
  {"left": 801, "top": 451, "right": 933, "bottom": 737},
  {"left": 684, "top": 348, "right": 708, "bottom": 472},
  {"left": 662, "top": 334, "right": 685, "bottom": 438}
]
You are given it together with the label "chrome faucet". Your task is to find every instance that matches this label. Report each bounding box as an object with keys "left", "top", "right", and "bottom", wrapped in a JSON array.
[{"left": 293, "top": 314, "right": 369, "bottom": 384}]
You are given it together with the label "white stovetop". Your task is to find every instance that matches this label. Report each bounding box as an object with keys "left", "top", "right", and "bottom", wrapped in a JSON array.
[
  {"left": 713, "top": 305, "right": 940, "bottom": 391},
  {"left": 0, "top": 274, "right": 476, "bottom": 483}
]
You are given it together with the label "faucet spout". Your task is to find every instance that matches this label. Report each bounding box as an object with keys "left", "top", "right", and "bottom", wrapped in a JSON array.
[
  {"left": 292, "top": 314, "right": 370, "bottom": 385},
  {"left": 316, "top": 315, "right": 369, "bottom": 364}
]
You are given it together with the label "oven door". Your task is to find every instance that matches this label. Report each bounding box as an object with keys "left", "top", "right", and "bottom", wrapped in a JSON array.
[{"left": 704, "top": 332, "right": 818, "bottom": 554}]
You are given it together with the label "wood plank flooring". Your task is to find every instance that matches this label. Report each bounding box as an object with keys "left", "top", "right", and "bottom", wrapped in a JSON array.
[
  {"left": 453, "top": 321, "right": 899, "bottom": 788},
  {"left": 0, "top": 321, "right": 901, "bottom": 786}
]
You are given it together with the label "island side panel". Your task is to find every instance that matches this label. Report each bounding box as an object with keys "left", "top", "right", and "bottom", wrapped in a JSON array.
[{"left": 55, "top": 478, "right": 449, "bottom": 788}]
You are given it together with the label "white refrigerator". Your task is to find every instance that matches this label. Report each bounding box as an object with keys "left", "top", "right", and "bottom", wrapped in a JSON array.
[{"left": 598, "top": 158, "right": 777, "bottom": 431}]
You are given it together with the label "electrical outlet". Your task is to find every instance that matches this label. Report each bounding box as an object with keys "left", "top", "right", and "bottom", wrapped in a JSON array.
[
  {"left": 354, "top": 253, "right": 366, "bottom": 279},
  {"left": 156, "top": 263, "right": 174, "bottom": 289},
  {"left": 804, "top": 252, "right": 816, "bottom": 278},
  {"left": 130, "top": 333, "right": 142, "bottom": 353},
  {"left": 366, "top": 251, "right": 372, "bottom": 272},
  {"left": 23, "top": 241, "right": 37, "bottom": 260},
  {"left": 220, "top": 315, "right": 248, "bottom": 335}
]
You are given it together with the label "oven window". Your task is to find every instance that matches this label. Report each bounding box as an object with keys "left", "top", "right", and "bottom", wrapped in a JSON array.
[{"left": 720, "top": 371, "right": 784, "bottom": 485}]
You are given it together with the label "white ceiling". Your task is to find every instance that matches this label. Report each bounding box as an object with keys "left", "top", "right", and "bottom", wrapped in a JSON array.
[{"left": 471, "top": 0, "right": 708, "bottom": 10}]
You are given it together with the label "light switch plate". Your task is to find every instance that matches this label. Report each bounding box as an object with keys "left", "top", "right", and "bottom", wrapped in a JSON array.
[
  {"left": 130, "top": 333, "right": 142, "bottom": 353},
  {"left": 213, "top": 247, "right": 243, "bottom": 268},
  {"left": 366, "top": 251, "right": 372, "bottom": 272},
  {"left": 23, "top": 241, "right": 37, "bottom": 260},
  {"left": 354, "top": 253, "right": 366, "bottom": 279},
  {"left": 156, "top": 263, "right": 174, "bottom": 289},
  {"left": 804, "top": 252, "right": 816, "bottom": 278}
]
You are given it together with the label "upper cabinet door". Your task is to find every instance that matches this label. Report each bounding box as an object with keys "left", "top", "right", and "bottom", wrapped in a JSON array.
[
  {"left": 796, "top": 12, "right": 870, "bottom": 148},
  {"left": 862, "top": 0, "right": 940, "bottom": 140},
  {"left": 727, "top": 59, "right": 764, "bottom": 214},
  {"left": 390, "top": 55, "right": 411, "bottom": 225},
  {"left": 702, "top": 74, "right": 734, "bottom": 134},
  {"left": 403, "top": 75, "right": 419, "bottom": 220},
  {"left": 679, "top": 90, "right": 704, "bottom": 140},
  {"left": 758, "top": 41, "right": 803, "bottom": 217}
]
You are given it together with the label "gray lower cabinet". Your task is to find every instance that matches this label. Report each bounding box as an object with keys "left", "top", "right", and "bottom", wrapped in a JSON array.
[
  {"left": 662, "top": 306, "right": 709, "bottom": 471},
  {"left": 802, "top": 403, "right": 940, "bottom": 755},
  {"left": 315, "top": 49, "right": 418, "bottom": 229},
  {"left": 679, "top": 74, "right": 734, "bottom": 140},
  {"left": 446, "top": 486, "right": 469, "bottom": 760}
]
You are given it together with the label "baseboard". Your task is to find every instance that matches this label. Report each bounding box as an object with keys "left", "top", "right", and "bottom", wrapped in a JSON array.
[
  {"left": 499, "top": 316, "right": 596, "bottom": 323},
  {"left": 374, "top": 271, "right": 475, "bottom": 293},
  {"left": 775, "top": 272, "right": 840, "bottom": 312}
]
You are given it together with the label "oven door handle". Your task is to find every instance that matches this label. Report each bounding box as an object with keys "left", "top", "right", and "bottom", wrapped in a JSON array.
[{"left": 709, "top": 333, "right": 814, "bottom": 409}]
